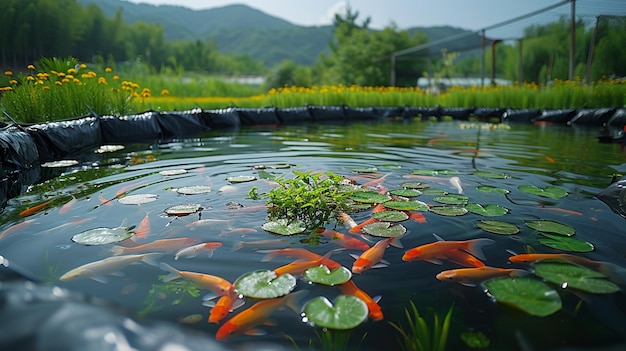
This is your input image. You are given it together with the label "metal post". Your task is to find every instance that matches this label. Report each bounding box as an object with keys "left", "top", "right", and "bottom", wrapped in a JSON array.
[
  {"left": 585, "top": 16, "right": 600, "bottom": 84},
  {"left": 569, "top": 0, "right": 576, "bottom": 80},
  {"left": 481, "top": 29, "right": 486, "bottom": 86},
  {"left": 491, "top": 39, "right": 502, "bottom": 85},
  {"left": 518, "top": 39, "right": 523, "bottom": 86},
  {"left": 390, "top": 54, "right": 396, "bottom": 86}
]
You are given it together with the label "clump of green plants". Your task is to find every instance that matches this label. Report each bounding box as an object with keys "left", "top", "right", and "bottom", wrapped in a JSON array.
[
  {"left": 139, "top": 277, "right": 201, "bottom": 316},
  {"left": 263, "top": 171, "right": 356, "bottom": 230},
  {"left": 389, "top": 301, "right": 454, "bottom": 351}
]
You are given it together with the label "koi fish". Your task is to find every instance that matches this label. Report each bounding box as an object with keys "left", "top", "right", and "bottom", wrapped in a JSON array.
[
  {"left": 174, "top": 241, "right": 223, "bottom": 260},
  {"left": 508, "top": 253, "right": 625, "bottom": 280},
  {"left": 41, "top": 217, "right": 93, "bottom": 235},
  {"left": 231, "top": 239, "right": 289, "bottom": 252},
  {"left": 219, "top": 227, "right": 258, "bottom": 237},
  {"left": 362, "top": 173, "right": 391, "bottom": 187},
  {"left": 111, "top": 237, "right": 203, "bottom": 256},
  {"left": 160, "top": 262, "right": 233, "bottom": 298},
  {"left": 258, "top": 248, "right": 341, "bottom": 269},
  {"left": 273, "top": 252, "right": 333, "bottom": 276},
  {"left": 444, "top": 249, "right": 486, "bottom": 268},
  {"left": 134, "top": 212, "right": 151, "bottom": 239},
  {"left": 178, "top": 314, "right": 203, "bottom": 324},
  {"left": 204, "top": 286, "right": 245, "bottom": 324},
  {"left": 185, "top": 219, "right": 232, "bottom": 231},
  {"left": 436, "top": 266, "right": 528, "bottom": 286},
  {"left": 215, "top": 290, "right": 306, "bottom": 340},
  {"left": 0, "top": 219, "right": 36, "bottom": 240},
  {"left": 98, "top": 195, "right": 113, "bottom": 206},
  {"left": 407, "top": 211, "right": 427, "bottom": 223},
  {"left": 337, "top": 212, "right": 358, "bottom": 231},
  {"left": 402, "top": 238, "right": 494, "bottom": 265},
  {"left": 315, "top": 229, "right": 370, "bottom": 250},
  {"left": 59, "top": 253, "right": 162, "bottom": 283},
  {"left": 339, "top": 280, "right": 383, "bottom": 321},
  {"left": 351, "top": 237, "right": 397, "bottom": 274},
  {"left": 348, "top": 218, "right": 378, "bottom": 234},
  {"left": 59, "top": 196, "right": 77, "bottom": 214},
  {"left": 449, "top": 176, "right": 463, "bottom": 194},
  {"left": 19, "top": 199, "right": 54, "bottom": 217}
]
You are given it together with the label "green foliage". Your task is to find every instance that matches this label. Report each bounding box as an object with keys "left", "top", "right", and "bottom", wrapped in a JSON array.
[
  {"left": 389, "top": 301, "right": 454, "bottom": 351},
  {"left": 266, "top": 171, "right": 355, "bottom": 230},
  {"left": 139, "top": 278, "right": 201, "bottom": 316}
]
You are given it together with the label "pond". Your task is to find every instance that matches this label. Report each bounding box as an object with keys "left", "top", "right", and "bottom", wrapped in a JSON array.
[{"left": 1, "top": 119, "right": 626, "bottom": 350}]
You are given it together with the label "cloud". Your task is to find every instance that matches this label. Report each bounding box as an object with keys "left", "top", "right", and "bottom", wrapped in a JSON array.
[{"left": 320, "top": 1, "right": 348, "bottom": 25}]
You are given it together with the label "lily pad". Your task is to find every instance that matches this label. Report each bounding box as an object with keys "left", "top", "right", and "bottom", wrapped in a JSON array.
[
  {"left": 117, "top": 194, "right": 159, "bottom": 205},
  {"left": 226, "top": 175, "right": 257, "bottom": 183},
  {"left": 72, "top": 226, "right": 134, "bottom": 245},
  {"left": 429, "top": 206, "right": 468, "bottom": 216},
  {"left": 303, "top": 295, "right": 368, "bottom": 329},
  {"left": 433, "top": 194, "right": 469, "bottom": 205},
  {"left": 362, "top": 222, "right": 406, "bottom": 237},
  {"left": 476, "top": 185, "right": 510, "bottom": 194},
  {"left": 164, "top": 204, "right": 203, "bottom": 216},
  {"left": 538, "top": 233, "right": 594, "bottom": 252},
  {"left": 94, "top": 145, "right": 124, "bottom": 153},
  {"left": 518, "top": 185, "right": 568, "bottom": 200},
  {"left": 176, "top": 185, "right": 212, "bottom": 195},
  {"left": 372, "top": 210, "right": 409, "bottom": 222},
  {"left": 412, "top": 169, "right": 459, "bottom": 176},
  {"left": 533, "top": 262, "right": 619, "bottom": 294},
  {"left": 476, "top": 220, "right": 520, "bottom": 235},
  {"left": 389, "top": 189, "right": 422, "bottom": 197},
  {"left": 235, "top": 270, "right": 296, "bottom": 299},
  {"left": 461, "top": 331, "right": 491, "bottom": 349},
  {"left": 159, "top": 169, "right": 188, "bottom": 176},
  {"left": 262, "top": 219, "right": 307, "bottom": 235},
  {"left": 483, "top": 277, "right": 562, "bottom": 317},
  {"left": 420, "top": 189, "right": 447, "bottom": 196},
  {"left": 399, "top": 182, "right": 430, "bottom": 190},
  {"left": 383, "top": 200, "right": 429, "bottom": 211},
  {"left": 303, "top": 265, "right": 352, "bottom": 286},
  {"left": 525, "top": 220, "right": 575, "bottom": 236},
  {"left": 466, "top": 203, "right": 509, "bottom": 216},
  {"left": 474, "top": 170, "right": 509, "bottom": 179},
  {"left": 351, "top": 191, "right": 391, "bottom": 204}
]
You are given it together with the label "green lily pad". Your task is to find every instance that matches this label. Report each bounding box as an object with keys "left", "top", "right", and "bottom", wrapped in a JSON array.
[
  {"left": 476, "top": 220, "right": 520, "bottom": 235},
  {"left": 303, "top": 265, "right": 352, "bottom": 286},
  {"left": 461, "top": 331, "right": 491, "bottom": 349},
  {"left": 533, "top": 262, "right": 620, "bottom": 294},
  {"left": 372, "top": 210, "right": 409, "bottom": 222},
  {"left": 235, "top": 270, "right": 296, "bottom": 299},
  {"left": 176, "top": 185, "right": 212, "bottom": 195},
  {"left": 433, "top": 194, "right": 469, "bottom": 205},
  {"left": 429, "top": 206, "right": 468, "bottom": 216},
  {"left": 474, "top": 171, "right": 509, "bottom": 179},
  {"left": 466, "top": 203, "right": 509, "bottom": 216},
  {"left": 117, "top": 194, "right": 159, "bottom": 205},
  {"left": 389, "top": 189, "right": 422, "bottom": 197},
  {"left": 518, "top": 185, "right": 568, "bottom": 200},
  {"left": 383, "top": 200, "right": 429, "bottom": 211},
  {"left": 412, "top": 169, "right": 459, "bottom": 176},
  {"left": 399, "top": 182, "right": 430, "bottom": 190},
  {"left": 227, "top": 175, "right": 257, "bottom": 183},
  {"left": 351, "top": 191, "right": 391, "bottom": 204},
  {"left": 362, "top": 222, "right": 406, "bottom": 237},
  {"left": 476, "top": 185, "right": 510, "bottom": 194},
  {"left": 72, "top": 226, "right": 134, "bottom": 245},
  {"left": 538, "top": 233, "right": 594, "bottom": 252},
  {"left": 483, "top": 277, "right": 562, "bottom": 317},
  {"left": 303, "top": 295, "right": 368, "bottom": 329},
  {"left": 525, "top": 220, "right": 575, "bottom": 236},
  {"left": 256, "top": 170, "right": 275, "bottom": 180},
  {"left": 420, "top": 189, "right": 447, "bottom": 196},
  {"left": 164, "top": 204, "right": 203, "bottom": 216},
  {"left": 261, "top": 219, "right": 307, "bottom": 235},
  {"left": 346, "top": 202, "right": 374, "bottom": 212}
]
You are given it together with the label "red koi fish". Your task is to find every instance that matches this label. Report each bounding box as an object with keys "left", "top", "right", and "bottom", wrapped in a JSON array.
[
  {"left": 339, "top": 280, "right": 383, "bottom": 321},
  {"left": 59, "top": 196, "right": 77, "bottom": 214},
  {"left": 98, "top": 195, "right": 113, "bottom": 206},
  {"left": 112, "top": 237, "right": 203, "bottom": 256},
  {"left": 174, "top": 242, "right": 223, "bottom": 260},
  {"left": 160, "top": 262, "right": 233, "bottom": 297},
  {"left": 402, "top": 238, "right": 494, "bottom": 265},
  {"left": 205, "top": 286, "right": 245, "bottom": 324},
  {"left": 134, "top": 212, "right": 151, "bottom": 239},
  {"left": 362, "top": 173, "right": 391, "bottom": 187},
  {"left": 259, "top": 248, "right": 341, "bottom": 269},
  {"left": 315, "top": 229, "right": 370, "bottom": 251},
  {"left": 406, "top": 211, "right": 427, "bottom": 223},
  {"left": 273, "top": 252, "right": 333, "bottom": 276},
  {"left": 351, "top": 237, "right": 397, "bottom": 274},
  {"left": 436, "top": 266, "right": 528, "bottom": 286},
  {"left": 19, "top": 199, "right": 54, "bottom": 217},
  {"left": 348, "top": 218, "right": 377, "bottom": 234},
  {"left": 215, "top": 290, "right": 306, "bottom": 341},
  {"left": 0, "top": 219, "right": 36, "bottom": 240}
]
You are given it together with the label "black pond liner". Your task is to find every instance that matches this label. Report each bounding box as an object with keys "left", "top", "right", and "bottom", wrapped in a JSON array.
[{"left": 1, "top": 105, "right": 626, "bottom": 351}]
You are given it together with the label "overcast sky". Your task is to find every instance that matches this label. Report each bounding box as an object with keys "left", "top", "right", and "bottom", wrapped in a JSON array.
[{"left": 124, "top": 0, "right": 626, "bottom": 38}]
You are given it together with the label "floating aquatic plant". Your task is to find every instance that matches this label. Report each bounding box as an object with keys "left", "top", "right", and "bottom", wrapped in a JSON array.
[
  {"left": 483, "top": 277, "right": 562, "bottom": 317},
  {"left": 303, "top": 295, "right": 368, "bottom": 330},
  {"left": 389, "top": 301, "right": 454, "bottom": 351}
]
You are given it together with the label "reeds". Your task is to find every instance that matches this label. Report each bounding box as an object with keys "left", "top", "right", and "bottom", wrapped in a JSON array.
[{"left": 388, "top": 301, "right": 454, "bottom": 351}]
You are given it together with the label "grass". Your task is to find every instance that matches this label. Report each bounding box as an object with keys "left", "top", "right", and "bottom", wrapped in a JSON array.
[{"left": 388, "top": 302, "right": 454, "bottom": 351}]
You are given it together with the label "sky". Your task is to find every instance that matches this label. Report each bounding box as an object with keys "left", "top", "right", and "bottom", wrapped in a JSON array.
[{"left": 125, "top": 0, "right": 626, "bottom": 38}]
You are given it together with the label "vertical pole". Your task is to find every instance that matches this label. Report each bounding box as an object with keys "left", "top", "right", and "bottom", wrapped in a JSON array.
[
  {"left": 569, "top": 0, "right": 576, "bottom": 80},
  {"left": 491, "top": 39, "right": 501, "bottom": 85},
  {"left": 518, "top": 39, "right": 523, "bottom": 86},
  {"left": 390, "top": 54, "right": 396, "bottom": 86},
  {"left": 481, "top": 29, "right": 486, "bottom": 86},
  {"left": 585, "top": 16, "right": 600, "bottom": 85}
]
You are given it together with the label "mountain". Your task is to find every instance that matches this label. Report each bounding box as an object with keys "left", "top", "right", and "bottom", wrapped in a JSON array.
[{"left": 77, "top": 0, "right": 482, "bottom": 67}]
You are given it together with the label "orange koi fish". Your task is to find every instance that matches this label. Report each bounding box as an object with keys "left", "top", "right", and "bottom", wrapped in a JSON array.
[
  {"left": 407, "top": 211, "right": 427, "bottom": 223},
  {"left": 402, "top": 238, "right": 494, "bottom": 265},
  {"left": 351, "top": 237, "right": 397, "bottom": 274},
  {"left": 174, "top": 242, "right": 223, "bottom": 260},
  {"left": 112, "top": 237, "right": 203, "bottom": 256},
  {"left": 59, "top": 196, "right": 77, "bottom": 214},
  {"left": 339, "top": 280, "right": 383, "bottom": 321},
  {"left": 436, "top": 266, "right": 528, "bottom": 286},
  {"left": 315, "top": 229, "right": 370, "bottom": 250},
  {"left": 160, "top": 262, "right": 233, "bottom": 297},
  {"left": 444, "top": 249, "right": 486, "bottom": 268},
  {"left": 508, "top": 253, "right": 615, "bottom": 272},
  {"left": 259, "top": 248, "right": 342, "bottom": 269},
  {"left": 274, "top": 252, "right": 333, "bottom": 276},
  {"left": 134, "top": 212, "right": 151, "bottom": 239},
  {"left": 337, "top": 212, "right": 358, "bottom": 231},
  {"left": 205, "top": 286, "right": 245, "bottom": 324},
  {"left": 362, "top": 173, "right": 391, "bottom": 187},
  {"left": 0, "top": 219, "right": 36, "bottom": 240},
  {"left": 348, "top": 217, "right": 378, "bottom": 234},
  {"left": 19, "top": 199, "right": 54, "bottom": 217},
  {"left": 215, "top": 290, "right": 306, "bottom": 340},
  {"left": 98, "top": 195, "right": 113, "bottom": 206}
]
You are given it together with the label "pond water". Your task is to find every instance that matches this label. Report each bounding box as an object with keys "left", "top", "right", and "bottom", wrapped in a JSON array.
[{"left": 1, "top": 119, "right": 626, "bottom": 350}]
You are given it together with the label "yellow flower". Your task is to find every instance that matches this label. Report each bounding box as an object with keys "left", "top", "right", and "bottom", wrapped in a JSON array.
[
  {"left": 98, "top": 77, "right": 107, "bottom": 85},
  {"left": 0, "top": 86, "right": 12, "bottom": 91},
  {"left": 4, "top": 70, "right": 12, "bottom": 76},
  {"left": 65, "top": 75, "right": 74, "bottom": 80},
  {"left": 27, "top": 76, "right": 35, "bottom": 81},
  {"left": 113, "top": 75, "right": 119, "bottom": 80},
  {"left": 57, "top": 72, "right": 66, "bottom": 77},
  {"left": 68, "top": 68, "right": 76, "bottom": 74},
  {"left": 73, "top": 78, "right": 81, "bottom": 84},
  {"left": 62, "top": 78, "right": 69, "bottom": 83},
  {"left": 36, "top": 80, "right": 44, "bottom": 85},
  {"left": 55, "top": 81, "right": 62, "bottom": 86},
  {"left": 160, "top": 89, "right": 170, "bottom": 96},
  {"left": 105, "top": 67, "right": 112, "bottom": 73},
  {"left": 80, "top": 63, "right": 87, "bottom": 69},
  {"left": 42, "top": 85, "right": 50, "bottom": 90},
  {"left": 9, "top": 79, "right": 17, "bottom": 84},
  {"left": 27, "top": 64, "right": 35, "bottom": 70}
]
